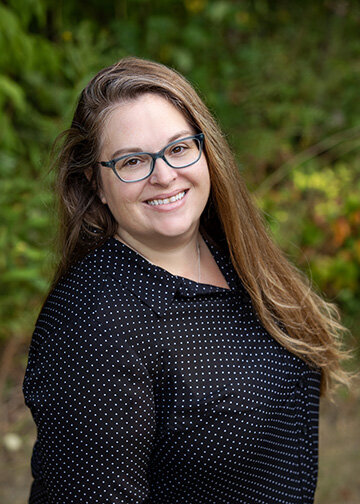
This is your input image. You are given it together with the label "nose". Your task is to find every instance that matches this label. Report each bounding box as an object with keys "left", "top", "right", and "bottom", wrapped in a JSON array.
[{"left": 148, "top": 157, "right": 177, "bottom": 186}]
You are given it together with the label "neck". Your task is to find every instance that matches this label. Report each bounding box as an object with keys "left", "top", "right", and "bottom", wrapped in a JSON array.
[{"left": 114, "top": 231, "right": 202, "bottom": 282}]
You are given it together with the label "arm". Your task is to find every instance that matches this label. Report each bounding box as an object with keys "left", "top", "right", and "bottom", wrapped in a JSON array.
[{"left": 24, "top": 320, "right": 156, "bottom": 503}]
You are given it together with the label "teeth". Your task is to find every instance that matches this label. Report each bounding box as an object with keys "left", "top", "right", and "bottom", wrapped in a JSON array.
[{"left": 147, "top": 191, "right": 186, "bottom": 206}]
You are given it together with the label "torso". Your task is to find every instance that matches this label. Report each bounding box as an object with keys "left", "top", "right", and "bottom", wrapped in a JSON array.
[
  {"left": 23, "top": 237, "right": 321, "bottom": 504},
  {"left": 198, "top": 237, "right": 230, "bottom": 289}
]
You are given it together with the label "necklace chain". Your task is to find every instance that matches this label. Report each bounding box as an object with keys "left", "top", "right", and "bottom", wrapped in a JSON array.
[
  {"left": 115, "top": 234, "right": 201, "bottom": 283},
  {"left": 197, "top": 240, "right": 201, "bottom": 283}
]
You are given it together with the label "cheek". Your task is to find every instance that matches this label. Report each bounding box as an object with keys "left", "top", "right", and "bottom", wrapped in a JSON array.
[
  {"left": 100, "top": 176, "right": 145, "bottom": 210},
  {"left": 200, "top": 162, "right": 211, "bottom": 193}
]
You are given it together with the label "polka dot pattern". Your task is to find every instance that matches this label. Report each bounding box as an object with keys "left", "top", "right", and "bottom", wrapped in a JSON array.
[{"left": 23, "top": 237, "right": 321, "bottom": 503}]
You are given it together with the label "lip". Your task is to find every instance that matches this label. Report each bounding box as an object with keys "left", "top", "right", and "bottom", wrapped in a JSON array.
[
  {"left": 143, "top": 189, "right": 189, "bottom": 211},
  {"left": 143, "top": 188, "right": 189, "bottom": 203}
]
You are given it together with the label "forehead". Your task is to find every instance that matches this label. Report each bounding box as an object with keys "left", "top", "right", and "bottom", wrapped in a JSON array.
[{"left": 100, "top": 93, "right": 194, "bottom": 154}]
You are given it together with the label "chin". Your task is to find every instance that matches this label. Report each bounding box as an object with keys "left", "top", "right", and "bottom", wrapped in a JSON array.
[{"left": 152, "top": 222, "right": 197, "bottom": 240}]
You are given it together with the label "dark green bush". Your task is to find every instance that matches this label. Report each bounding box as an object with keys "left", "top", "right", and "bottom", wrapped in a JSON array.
[{"left": 1, "top": 0, "right": 359, "bottom": 354}]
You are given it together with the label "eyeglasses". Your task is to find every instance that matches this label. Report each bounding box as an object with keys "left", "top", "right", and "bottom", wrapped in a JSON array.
[{"left": 99, "top": 133, "right": 205, "bottom": 183}]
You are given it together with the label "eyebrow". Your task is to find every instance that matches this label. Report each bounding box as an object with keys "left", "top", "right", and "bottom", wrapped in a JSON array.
[{"left": 109, "top": 129, "right": 194, "bottom": 160}]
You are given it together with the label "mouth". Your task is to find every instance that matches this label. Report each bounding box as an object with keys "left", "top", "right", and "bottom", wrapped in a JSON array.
[{"left": 145, "top": 190, "right": 187, "bottom": 206}]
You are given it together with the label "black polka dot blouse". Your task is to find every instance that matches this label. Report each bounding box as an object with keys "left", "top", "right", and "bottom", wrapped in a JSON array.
[{"left": 23, "top": 237, "right": 321, "bottom": 504}]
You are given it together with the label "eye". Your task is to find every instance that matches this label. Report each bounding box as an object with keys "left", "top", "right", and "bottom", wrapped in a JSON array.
[
  {"left": 119, "top": 156, "right": 146, "bottom": 169},
  {"left": 124, "top": 157, "right": 141, "bottom": 166},
  {"left": 170, "top": 143, "right": 189, "bottom": 155}
]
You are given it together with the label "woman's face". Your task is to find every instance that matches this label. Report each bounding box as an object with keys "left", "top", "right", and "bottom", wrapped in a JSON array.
[{"left": 98, "top": 93, "right": 211, "bottom": 249}]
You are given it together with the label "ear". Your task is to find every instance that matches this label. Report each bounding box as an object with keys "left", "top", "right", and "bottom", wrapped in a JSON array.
[
  {"left": 85, "top": 168, "right": 107, "bottom": 205},
  {"left": 99, "top": 192, "right": 107, "bottom": 205},
  {"left": 84, "top": 167, "right": 92, "bottom": 182}
]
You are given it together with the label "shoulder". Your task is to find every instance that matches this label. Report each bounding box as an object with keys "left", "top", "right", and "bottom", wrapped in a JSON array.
[
  {"left": 37, "top": 239, "right": 132, "bottom": 332},
  {"left": 24, "top": 241, "right": 163, "bottom": 393}
]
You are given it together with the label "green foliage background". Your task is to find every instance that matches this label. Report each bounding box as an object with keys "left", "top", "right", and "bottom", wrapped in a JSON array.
[{"left": 1, "top": 0, "right": 360, "bottom": 361}]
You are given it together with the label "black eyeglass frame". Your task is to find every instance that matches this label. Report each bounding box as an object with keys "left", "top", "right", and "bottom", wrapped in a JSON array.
[{"left": 99, "top": 133, "right": 205, "bottom": 183}]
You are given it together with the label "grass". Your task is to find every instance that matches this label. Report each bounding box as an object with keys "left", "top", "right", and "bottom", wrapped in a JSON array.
[{"left": 315, "top": 385, "right": 360, "bottom": 504}]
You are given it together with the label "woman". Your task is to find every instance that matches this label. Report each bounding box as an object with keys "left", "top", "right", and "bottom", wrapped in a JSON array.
[{"left": 23, "top": 57, "right": 349, "bottom": 504}]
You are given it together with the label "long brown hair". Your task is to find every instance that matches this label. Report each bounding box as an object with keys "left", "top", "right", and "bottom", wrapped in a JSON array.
[{"left": 52, "top": 56, "right": 350, "bottom": 395}]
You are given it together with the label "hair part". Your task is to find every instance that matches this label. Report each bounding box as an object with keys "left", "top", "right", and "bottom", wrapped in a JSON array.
[{"left": 52, "top": 56, "right": 351, "bottom": 396}]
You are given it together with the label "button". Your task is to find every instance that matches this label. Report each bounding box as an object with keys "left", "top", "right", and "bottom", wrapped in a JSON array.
[{"left": 297, "top": 377, "right": 306, "bottom": 390}]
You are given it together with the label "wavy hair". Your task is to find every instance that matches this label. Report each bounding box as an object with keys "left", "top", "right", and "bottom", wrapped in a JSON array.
[{"left": 52, "top": 57, "right": 350, "bottom": 395}]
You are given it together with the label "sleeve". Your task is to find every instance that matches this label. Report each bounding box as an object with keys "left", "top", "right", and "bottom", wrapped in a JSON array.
[{"left": 25, "top": 319, "right": 156, "bottom": 504}]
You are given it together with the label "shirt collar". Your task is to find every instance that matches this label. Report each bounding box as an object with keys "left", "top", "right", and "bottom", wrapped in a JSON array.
[
  {"left": 96, "top": 237, "right": 244, "bottom": 317},
  {"left": 97, "top": 238, "right": 182, "bottom": 317}
]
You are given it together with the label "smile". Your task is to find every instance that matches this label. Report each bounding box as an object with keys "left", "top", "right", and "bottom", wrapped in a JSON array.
[{"left": 146, "top": 191, "right": 186, "bottom": 206}]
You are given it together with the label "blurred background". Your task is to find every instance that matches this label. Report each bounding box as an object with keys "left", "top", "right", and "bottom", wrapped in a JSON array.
[{"left": 0, "top": 0, "right": 359, "bottom": 502}]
